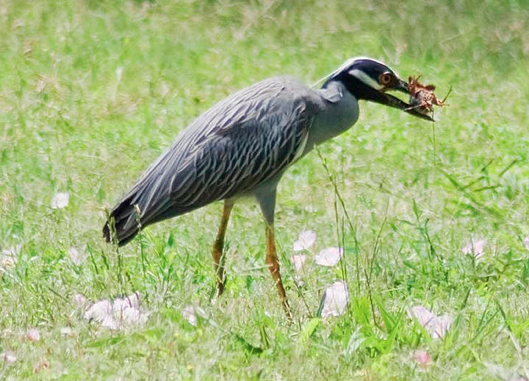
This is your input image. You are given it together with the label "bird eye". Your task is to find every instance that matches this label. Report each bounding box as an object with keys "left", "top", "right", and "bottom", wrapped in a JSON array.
[{"left": 379, "top": 72, "right": 393, "bottom": 86}]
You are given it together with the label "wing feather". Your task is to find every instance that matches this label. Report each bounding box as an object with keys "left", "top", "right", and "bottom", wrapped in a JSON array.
[{"left": 112, "top": 76, "right": 324, "bottom": 233}]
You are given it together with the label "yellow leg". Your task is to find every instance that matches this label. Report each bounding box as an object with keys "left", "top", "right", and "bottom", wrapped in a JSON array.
[
  {"left": 212, "top": 201, "right": 233, "bottom": 296},
  {"left": 265, "top": 223, "right": 293, "bottom": 319}
]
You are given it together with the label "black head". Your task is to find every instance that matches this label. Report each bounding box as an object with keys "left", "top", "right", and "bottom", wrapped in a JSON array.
[{"left": 323, "top": 57, "right": 432, "bottom": 121}]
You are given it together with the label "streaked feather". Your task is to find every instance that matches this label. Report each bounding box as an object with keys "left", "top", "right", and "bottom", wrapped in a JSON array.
[{"left": 104, "top": 76, "right": 327, "bottom": 244}]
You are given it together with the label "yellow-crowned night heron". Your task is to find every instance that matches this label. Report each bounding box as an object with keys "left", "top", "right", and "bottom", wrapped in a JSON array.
[{"left": 103, "top": 57, "right": 432, "bottom": 318}]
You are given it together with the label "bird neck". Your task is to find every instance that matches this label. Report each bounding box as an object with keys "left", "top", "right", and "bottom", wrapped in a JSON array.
[{"left": 302, "top": 81, "right": 359, "bottom": 153}]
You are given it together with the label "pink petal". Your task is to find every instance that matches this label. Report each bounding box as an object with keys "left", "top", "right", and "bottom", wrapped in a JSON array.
[
  {"left": 414, "top": 350, "right": 432, "bottom": 367},
  {"left": 84, "top": 293, "right": 149, "bottom": 330},
  {"left": 26, "top": 328, "right": 41, "bottom": 342},
  {"left": 409, "top": 306, "right": 436, "bottom": 327},
  {"left": 315, "top": 247, "right": 343, "bottom": 267},
  {"left": 73, "top": 293, "right": 88, "bottom": 309},
  {"left": 462, "top": 239, "right": 486, "bottom": 260},
  {"left": 319, "top": 281, "right": 349, "bottom": 318},
  {"left": 429, "top": 314, "right": 453, "bottom": 339},
  {"left": 290, "top": 255, "right": 307, "bottom": 273},
  {"left": 182, "top": 305, "right": 198, "bottom": 326},
  {"left": 84, "top": 299, "right": 113, "bottom": 322},
  {"left": 293, "top": 230, "right": 316, "bottom": 251},
  {"left": 409, "top": 306, "right": 453, "bottom": 339}
]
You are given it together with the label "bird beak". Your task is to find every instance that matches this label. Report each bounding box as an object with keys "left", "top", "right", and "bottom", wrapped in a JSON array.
[{"left": 376, "top": 78, "right": 434, "bottom": 122}]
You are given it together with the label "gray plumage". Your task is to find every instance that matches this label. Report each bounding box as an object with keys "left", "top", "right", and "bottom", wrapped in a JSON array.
[
  {"left": 103, "top": 76, "right": 358, "bottom": 245},
  {"left": 103, "top": 57, "right": 432, "bottom": 317}
]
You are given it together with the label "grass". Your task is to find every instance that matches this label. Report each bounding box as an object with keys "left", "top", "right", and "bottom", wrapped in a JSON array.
[{"left": 1, "top": 0, "right": 529, "bottom": 379}]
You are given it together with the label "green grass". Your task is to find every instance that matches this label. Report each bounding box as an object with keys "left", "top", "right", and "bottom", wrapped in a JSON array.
[{"left": 1, "top": 0, "right": 529, "bottom": 379}]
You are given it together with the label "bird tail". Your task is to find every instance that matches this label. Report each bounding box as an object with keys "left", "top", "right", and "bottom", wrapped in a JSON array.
[{"left": 103, "top": 196, "right": 142, "bottom": 247}]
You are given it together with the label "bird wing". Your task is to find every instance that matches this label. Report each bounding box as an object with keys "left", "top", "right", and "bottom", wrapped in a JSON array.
[{"left": 114, "top": 76, "right": 324, "bottom": 228}]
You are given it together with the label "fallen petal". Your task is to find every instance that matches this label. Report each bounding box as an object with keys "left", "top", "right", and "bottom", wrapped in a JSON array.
[
  {"left": 414, "top": 350, "right": 432, "bottom": 367},
  {"left": 408, "top": 306, "right": 436, "bottom": 328},
  {"left": 60, "top": 327, "right": 73, "bottom": 336},
  {"left": 1, "top": 351, "right": 17, "bottom": 364},
  {"left": 1, "top": 245, "right": 20, "bottom": 269},
  {"left": 318, "top": 281, "right": 349, "bottom": 318},
  {"left": 1, "top": 245, "right": 21, "bottom": 257},
  {"left": 409, "top": 306, "right": 453, "bottom": 339},
  {"left": 293, "top": 230, "right": 316, "bottom": 251},
  {"left": 51, "top": 192, "right": 69, "bottom": 209},
  {"left": 84, "top": 299, "right": 113, "bottom": 322},
  {"left": 85, "top": 293, "right": 149, "bottom": 330},
  {"left": 100, "top": 315, "right": 119, "bottom": 330},
  {"left": 290, "top": 255, "right": 307, "bottom": 273},
  {"left": 120, "top": 307, "right": 149, "bottom": 326},
  {"left": 124, "top": 292, "right": 140, "bottom": 309},
  {"left": 26, "top": 328, "right": 41, "bottom": 342},
  {"left": 462, "top": 239, "right": 486, "bottom": 260},
  {"left": 182, "top": 305, "right": 199, "bottom": 326},
  {"left": 68, "top": 247, "right": 86, "bottom": 266},
  {"left": 315, "top": 247, "right": 343, "bottom": 267},
  {"left": 73, "top": 293, "right": 88, "bottom": 309},
  {"left": 429, "top": 314, "right": 453, "bottom": 339}
]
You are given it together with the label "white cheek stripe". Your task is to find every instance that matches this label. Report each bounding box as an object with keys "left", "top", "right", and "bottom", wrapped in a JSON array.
[{"left": 349, "top": 69, "right": 383, "bottom": 91}]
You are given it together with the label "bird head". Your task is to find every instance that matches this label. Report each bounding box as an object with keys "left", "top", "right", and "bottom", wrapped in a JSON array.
[{"left": 323, "top": 57, "right": 433, "bottom": 121}]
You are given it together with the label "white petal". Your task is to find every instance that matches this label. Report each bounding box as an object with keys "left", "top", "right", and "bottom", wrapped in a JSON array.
[
  {"left": 315, "top": 247, "right": 343, "bottom": 267},
  {"left": 1, "top": 245, "right": 21, "bottom": 257},
  {"left": 68, "top": 247, "right": 86, "bottom": 266},
  {"left": 121, "top": 307, "right": 149, "bottom": 326},
  {"left": 462, "top": 239, "right": 486, "bottom": 260},
  {"left": 85, "top": 293, "right": 149, "bottom": 329},
  {"left": 100, "top": 315, "right": 119, "bottom": 330},
  {"left": 124, "top": 293, "right": 140, "bottom": 309},
  {"left": 51, "top": 192, "right": 69, "bottom": 209},
  {"left": 182, "top": 305, "right": 198, "bottom": 326},
  {"left": 73, "top": 293, "right": 88, "bottom": 309},
  {"left": 293, "top": 230, "right": 316, "bottom": 251},
  {"left": 290, "top": 255, "right": 307, "bottom": 273},
  {"left": 409, "top": 305, "right": 453, "bottom": 339},
  {"left": 429, "top": 314, "right": 453, "bottom": 339},
  {"left": 319, "top": 281, "right": 349, "bottom": 318},
  {"left": 84, "top": 299, "right": 113, "bottom": 322},
  {"left": 26, "top": 328, "right": 41, "bottom": 342},
  {"left": 408, "top": 306, "right": 436, "bottom": 328},
  {"left": 113, "top": 293, "right": 140, "bottom": 312},
  {"left": 60, "top": 327, "right": 73, "bottom": 336},
  {"left": 112, "top": 297, "right": 127, "bottom": 313},
  {"left": 1, "top": 351, "right": 17, "bottom": 364},
  {"left": 1, "top": 245, "right": 20, "bottom": 269}
]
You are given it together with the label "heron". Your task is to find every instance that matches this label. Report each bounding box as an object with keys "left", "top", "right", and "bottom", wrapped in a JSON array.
[{"left": 103, "top": 57, "right": 432, "bottom": 318}]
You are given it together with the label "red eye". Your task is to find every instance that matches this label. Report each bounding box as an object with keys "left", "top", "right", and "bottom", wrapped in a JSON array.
[{"left": 379, "top": 73, "right": 393, "bottom": 86}]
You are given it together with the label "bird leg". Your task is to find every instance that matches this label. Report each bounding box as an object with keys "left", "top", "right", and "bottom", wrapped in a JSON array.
[
  {"left": 265, "top": 223, "right": 293, "bottom": 320},
  {"left": 212, "top": 201, "right": 233, "bottom": 296}
]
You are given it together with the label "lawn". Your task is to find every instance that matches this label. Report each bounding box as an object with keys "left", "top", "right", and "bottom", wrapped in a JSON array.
[{"left": 1, "top": 0, "right": 529, "bottom": 379}]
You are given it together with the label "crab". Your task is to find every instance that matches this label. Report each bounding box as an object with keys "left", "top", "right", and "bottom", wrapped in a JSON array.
[{"left": 407, "top": 75, "right": 450, "bottom": 115}]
